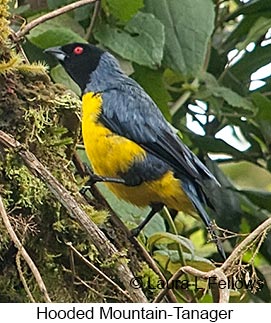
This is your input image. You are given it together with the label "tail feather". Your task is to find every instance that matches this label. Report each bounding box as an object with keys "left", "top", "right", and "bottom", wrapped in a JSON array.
[{"left": 182, "top": 180, "right": 226, "bottom": 260}]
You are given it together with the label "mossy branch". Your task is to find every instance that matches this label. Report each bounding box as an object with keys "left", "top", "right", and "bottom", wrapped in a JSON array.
[
  {"left": 0, "top": 194, "right": 51, "bottom": 302},
  {"left": 0, "top": 52, "right": 47, "bottom": 75},
  {"left": 0, "top": 130, "right": 147, "bottom": 303}
]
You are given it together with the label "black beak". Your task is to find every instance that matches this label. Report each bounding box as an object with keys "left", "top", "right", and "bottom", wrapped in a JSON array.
[{"left": 44, "top": 46, "right": 67, "bottom": 62}]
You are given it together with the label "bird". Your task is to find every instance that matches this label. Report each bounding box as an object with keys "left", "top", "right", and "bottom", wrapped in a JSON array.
[{"left": 44, "top": 42, "right": 225, "bottom": 259}]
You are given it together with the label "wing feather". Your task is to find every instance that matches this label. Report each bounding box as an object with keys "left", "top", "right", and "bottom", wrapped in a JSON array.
[{"left": 100, "top": 84, "right": 217, "bottom": 185}]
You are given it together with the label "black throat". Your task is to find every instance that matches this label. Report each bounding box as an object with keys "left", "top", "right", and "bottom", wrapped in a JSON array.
[{"left": 60, "top": 43, "right": 104, "bottom": 92}]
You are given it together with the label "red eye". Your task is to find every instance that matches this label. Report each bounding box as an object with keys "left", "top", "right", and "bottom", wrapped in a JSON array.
[{"left": 73, "top": 46, "right": 84, "bottom": 55}]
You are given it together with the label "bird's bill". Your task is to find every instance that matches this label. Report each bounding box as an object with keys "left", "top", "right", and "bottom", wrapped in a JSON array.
[{"left": 44, "top": 46, "right": 67, "bottom": 61}]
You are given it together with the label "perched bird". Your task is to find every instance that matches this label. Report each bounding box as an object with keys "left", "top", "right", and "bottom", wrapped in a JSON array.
[{"left": 45, "top": 43, "right": 225, "bottom": 259}]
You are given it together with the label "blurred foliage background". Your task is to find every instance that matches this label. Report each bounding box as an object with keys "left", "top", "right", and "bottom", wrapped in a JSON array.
[{"left": 1, "top": 0, "right": 271, "bottom": 303}]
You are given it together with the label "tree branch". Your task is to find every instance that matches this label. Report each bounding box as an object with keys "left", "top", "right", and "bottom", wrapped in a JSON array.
[
  {"left": 0, "top": 130, "right": 147, "bottom": 302},
  {"left": 16, "top": 252, "right": 36, "bottom": 302},
  {"left": 0, "top": 194, "right": 51, "bottom": 302},
  {"left": 15, "top": 0, "right": 98, "bottom": 40},
  {"left": 66, "top": 242, "right": 133, "bottom": 302},
  {"left": 170, "top": 78, "right": 199, "bottom": 116},
  {"left": 154, "top": 217, "right": 271, "bottom": 303},
  {"left": 221, "top": 217, "right": 271, "bottom": 273},
  {"left": 153, "top": 265, "right": 229, "bottom": 303},
  {"left": 85, "top": 0, "right": 101, "bottom": 41}
]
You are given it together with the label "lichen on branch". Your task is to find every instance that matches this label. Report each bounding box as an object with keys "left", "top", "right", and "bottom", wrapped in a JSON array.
[{"left": 0, "top": 0, "right": 10, "bottom": 44}]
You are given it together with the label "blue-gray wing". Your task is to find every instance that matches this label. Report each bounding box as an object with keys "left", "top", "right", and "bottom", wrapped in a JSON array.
[{"left": 100, "top": 83, "right": 217, "bottom": 184}]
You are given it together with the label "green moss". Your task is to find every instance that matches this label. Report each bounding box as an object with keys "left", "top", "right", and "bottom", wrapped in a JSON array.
[
  {"left": 101, "top": 250, "right": 129, "bottom": 269},
  {"left": 0, "top": 0, "right": 10, "bottom": 44},
  {"left": 3, "top": 153, "right": 47, "bottom": 211},
  {"left": 0, "top": 33, "right": 118, "bottom": 302},
  {"left": 136, "top": 262, "right": 160, "bottom": 297},
  {"left": 82, "top": 204, "right": 109, "bottom": 226}
]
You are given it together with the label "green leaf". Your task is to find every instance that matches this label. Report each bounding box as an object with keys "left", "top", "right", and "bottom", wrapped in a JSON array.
[
  {"left": 185, "top": 256, "right": 215, "bottom": 272},
  {"left": 212, "top": 87, "right": 254, "bottom": 113},
  {"left": 94, "top": 12, "right": 164, "bottom": 68},
  {"left": 236, "top": 16, "right": 271, "bottom": 51},
  {"left": 189, "top": 133, "right": 245, "bottom": 159},
  {"left": 238, "top": 189, "right": 271, "bottom": 212},
  {"left": 204, "top": 73, "right": 255, "bottom": 114},
  {"left": 227, "top": 0, "right": 271, "bottom": 20},
  {"left": 47, "top": 0, "right": 67, "bottom": 10},
  {"left": 223, "top": 11, "right": 271, "bottom": 52},
  {"left": 10, "top": 3, "right": 30, "bottom": 14},
  {"left": 133, "top": 65, "right": 171, "bottom": 120},
  {"left": 104, "top": 0, "right": 144, "bottom": 23},
  {"left": 27, "top": 14, "right": 86, "bottom": 49},
  {"left": 252, "top": 93, "right": 271, "bottom": 120},
  {"left": 223, "top": 161, "right": 271, "bottom": 191},
  {"left": 147, "top": 232, "right": 194, "bottom": 254},
  {"left": 251, "top": 93, "right": 271, "bottom": 145},
  {"left": 255, "top": 77, "right": 271, "bottom": 95},
  {"left": 152, "top": 250, "right": 181, "bottom": 274},
  {"left": 73, "top": 5, "right": 93, "bottom": 22},
  {"left": 48, "top": 0, "right": 92, "bottom": 21},
  {"left": 229, "top": 44, "right": 271, "bottom": 85},
  {"left": 51, "top": 65, "right": 81, "bottom": 96},
  {"left": 144, "top": 0, "right": 215, "bottom": 77},
  {"left": 153, "top": 250, "right": 214, "bottom": 274},
  {"left": 29, "top": 27, "right": 86, "bottom": 49},
  {"left": 208, "top": 47, "right": 228, "bottom": 78}
]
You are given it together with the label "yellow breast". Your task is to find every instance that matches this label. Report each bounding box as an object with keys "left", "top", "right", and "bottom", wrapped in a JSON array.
[
  {"left": 81, "top": 92, "right": 194, "bottom": 212},
  {"left": 82, "top": 92, "right": 146, "bottom": 178}
]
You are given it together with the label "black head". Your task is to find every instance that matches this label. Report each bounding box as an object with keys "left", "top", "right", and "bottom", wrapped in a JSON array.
[{"left": 44, "top": 43, "right": 104, "bottom": 91}]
